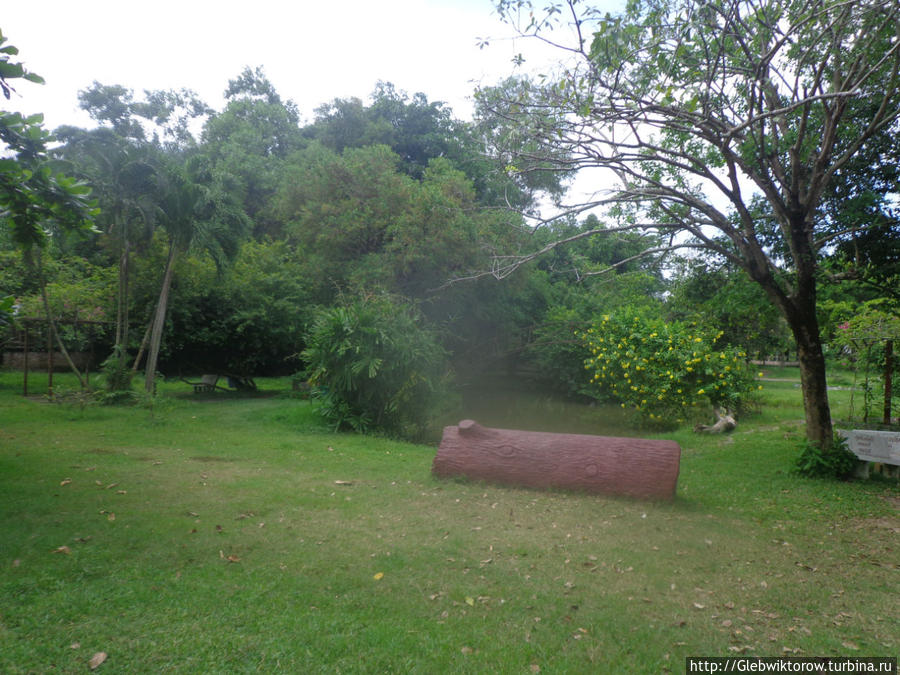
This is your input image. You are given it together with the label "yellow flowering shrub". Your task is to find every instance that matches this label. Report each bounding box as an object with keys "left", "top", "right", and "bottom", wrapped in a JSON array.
[{"left": 578, "top": 312, "right": 757, "bottom": 422}]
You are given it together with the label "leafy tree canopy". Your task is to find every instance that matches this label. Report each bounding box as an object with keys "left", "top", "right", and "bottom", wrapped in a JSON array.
[
  {"left": 1, "top": 29, "right": 98, "bottom": 250},
  {"left": 277, "top": 142, "right": 516, "bottom": 300},
  {"left": 78, "top": 81, "right": 212, "bottom": 150},
  {"left": 478, "top": 0, "right": 900, "bottom": 447}
]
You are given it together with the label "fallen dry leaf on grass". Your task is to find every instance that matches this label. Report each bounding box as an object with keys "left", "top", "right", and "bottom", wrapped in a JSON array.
[
  {"left": 373, "top": 572, "right": 384, "bottom": 580},
  {"left": 52, "top": 546, "right": 71, "bottom": 555},
  {"left": 89, "top": 652, "right": 107, "bottom": 670},
  {"left": 60, "top": 478, "right": 72, "bottom": 487}
]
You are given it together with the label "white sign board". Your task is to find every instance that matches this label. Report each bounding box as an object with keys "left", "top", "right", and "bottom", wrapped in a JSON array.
[{"left": 838, "top": 429, "right": 900, "bottom": 465}]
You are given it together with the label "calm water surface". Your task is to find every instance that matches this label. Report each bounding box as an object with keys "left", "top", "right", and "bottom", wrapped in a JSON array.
[{"left": 438, "top": 379, "right": 639, "bottom": 439}]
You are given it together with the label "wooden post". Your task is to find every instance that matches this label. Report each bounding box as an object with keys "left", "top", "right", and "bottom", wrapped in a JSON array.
[
  {"left": 47, "top": 321, "right": 53, "bottom": 397},
  {"left": 884, "top": 339, "right": 894, "bottom": 426},
  {"left": 22, "top": 323, "right": 29, "bottom": 397}
]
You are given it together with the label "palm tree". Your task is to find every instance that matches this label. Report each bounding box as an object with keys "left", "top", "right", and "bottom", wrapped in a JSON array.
[
  {"left": 54, "top": 127, "right": 159, "bottom": 384},
  {"left": 143, "top": 163, "right": 248, "bottom": 392}
]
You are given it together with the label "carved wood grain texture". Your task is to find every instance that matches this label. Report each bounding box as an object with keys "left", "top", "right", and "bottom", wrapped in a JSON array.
[{"left": 432, "top": 419, "right": 680, "bottom": 500}]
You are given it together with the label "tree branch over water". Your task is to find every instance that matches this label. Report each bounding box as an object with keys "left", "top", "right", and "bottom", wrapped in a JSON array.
[{"left": 471, "top": 0, "right": 900, "bottom": 448}]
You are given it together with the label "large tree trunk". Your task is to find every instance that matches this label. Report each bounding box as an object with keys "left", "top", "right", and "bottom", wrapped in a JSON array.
[
  {"left": 111, "top": 205, "right": 133, "bottom": 379},
  {"left": 114, "top": 212, "right": 129, "bottom": 353},
  {"left": 748, "top": 230, "right": 834, "bottom": 449},
  {"left": 784, "top": 282, "right": 834, "bottom": 450},
  {"left": 131, "top": 320, "right": 152, "bottom": 373},
  {"left": 144, "top": 243, "right": 177, "bottom": 394},
  {"left": 794, "top": 323, "right": 833, "bottom": 449}
]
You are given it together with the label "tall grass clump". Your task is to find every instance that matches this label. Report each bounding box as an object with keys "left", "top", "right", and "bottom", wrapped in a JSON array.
[{"left": 795, "top": 433, "right": 860, "bottom": 479}]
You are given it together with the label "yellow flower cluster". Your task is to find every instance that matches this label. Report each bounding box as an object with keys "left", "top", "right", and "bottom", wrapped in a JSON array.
[{"left": 580, "top": 313, "right": 758, "bottom": 422}]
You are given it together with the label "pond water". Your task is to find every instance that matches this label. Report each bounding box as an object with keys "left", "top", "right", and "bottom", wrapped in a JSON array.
[{"left": 436, "top": 378, "right": 640, "bottom": 439}]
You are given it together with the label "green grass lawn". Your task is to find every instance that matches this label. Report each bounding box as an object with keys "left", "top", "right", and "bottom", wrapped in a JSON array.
[{"left": 0, "top": 371, "right": 897, "bottom": 673}]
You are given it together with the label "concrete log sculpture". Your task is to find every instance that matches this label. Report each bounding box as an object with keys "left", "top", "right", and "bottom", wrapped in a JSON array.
[{"left": 433, "top": 419, "right": 681, "bottom": 500}]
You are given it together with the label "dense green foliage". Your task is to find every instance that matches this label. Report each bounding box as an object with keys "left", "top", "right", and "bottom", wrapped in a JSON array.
[
  {"left": 1, "top": 14, "right": 899, "bottom": 671},
  {"left": 665, "top": 261, "right": 792, "bottom": 360},
  {"left": 302, "top": 294, "right": 451, "bottom": 439},
  {"left": 1, "top": 32, "right": 98, "bottom": 248},
  {"left": 277, "top": 143, "right": 509, "bottom": 301},
  {"left": 483, "top": 0, "right": 900, "bottom": 448},
  {"left": 2, "top": 16, "right": 898, "bottom": 439},
  {"left": 794, "top": 434, "right": 860, "bottom": 480},
  {"left": 166, "top": 240, "right": 313, "bottom": 376},
  {"left": 580, "top": 312, "right": 758, "bottom": 423},
  {"left": 0, "top": 294, "right": 13, "bottom": 329},
  {"left": 829, "top": 302, "right": 900, "bottom": 424},
  {"left": 1, "top": 30, "right": 101, "bottom": 389}
]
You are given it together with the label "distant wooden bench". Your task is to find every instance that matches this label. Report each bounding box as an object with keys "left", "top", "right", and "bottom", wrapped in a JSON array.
[
  {"left": 183, "top": 373, "right": 257, "bottom": 393},
  {"left": 191, "top": 374, "right": 220, "bottom": 393},
  {"left": 224, "top": 374, "right": 256, "bottom": 391}
]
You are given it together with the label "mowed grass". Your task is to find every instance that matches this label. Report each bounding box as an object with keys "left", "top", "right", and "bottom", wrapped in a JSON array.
[{"left": 0, "top": 371, "right": 897, "bottom": 673}]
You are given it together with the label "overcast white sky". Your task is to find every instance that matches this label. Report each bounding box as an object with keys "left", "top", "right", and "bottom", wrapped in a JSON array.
[{"left": 2, "top": 0, "right": 589, "bottom": 130}]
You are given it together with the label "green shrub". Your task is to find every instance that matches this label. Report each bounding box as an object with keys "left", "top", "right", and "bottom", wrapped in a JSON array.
[
  {"left": 526, "top": 305, "right": 597, "bottom": 399},
  {"left": 301, "top": 293, "right": 452, "bottom": 440},
  {"left": 794, "top": 434, "right": 859, "bottom": 479},
  {"left": 98, "top": 345, "right": 135, "bottom": 397},
  {"left": 0, "top": 294, "right": 14, "bottom": 327},
  {"left": 579, "top": 311, "right": 758, "bottom": 423}
]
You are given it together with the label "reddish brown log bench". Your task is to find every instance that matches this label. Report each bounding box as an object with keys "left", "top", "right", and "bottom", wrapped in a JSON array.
[{"left": 433, "top": 419, "right": 681, "bottom": 500}]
